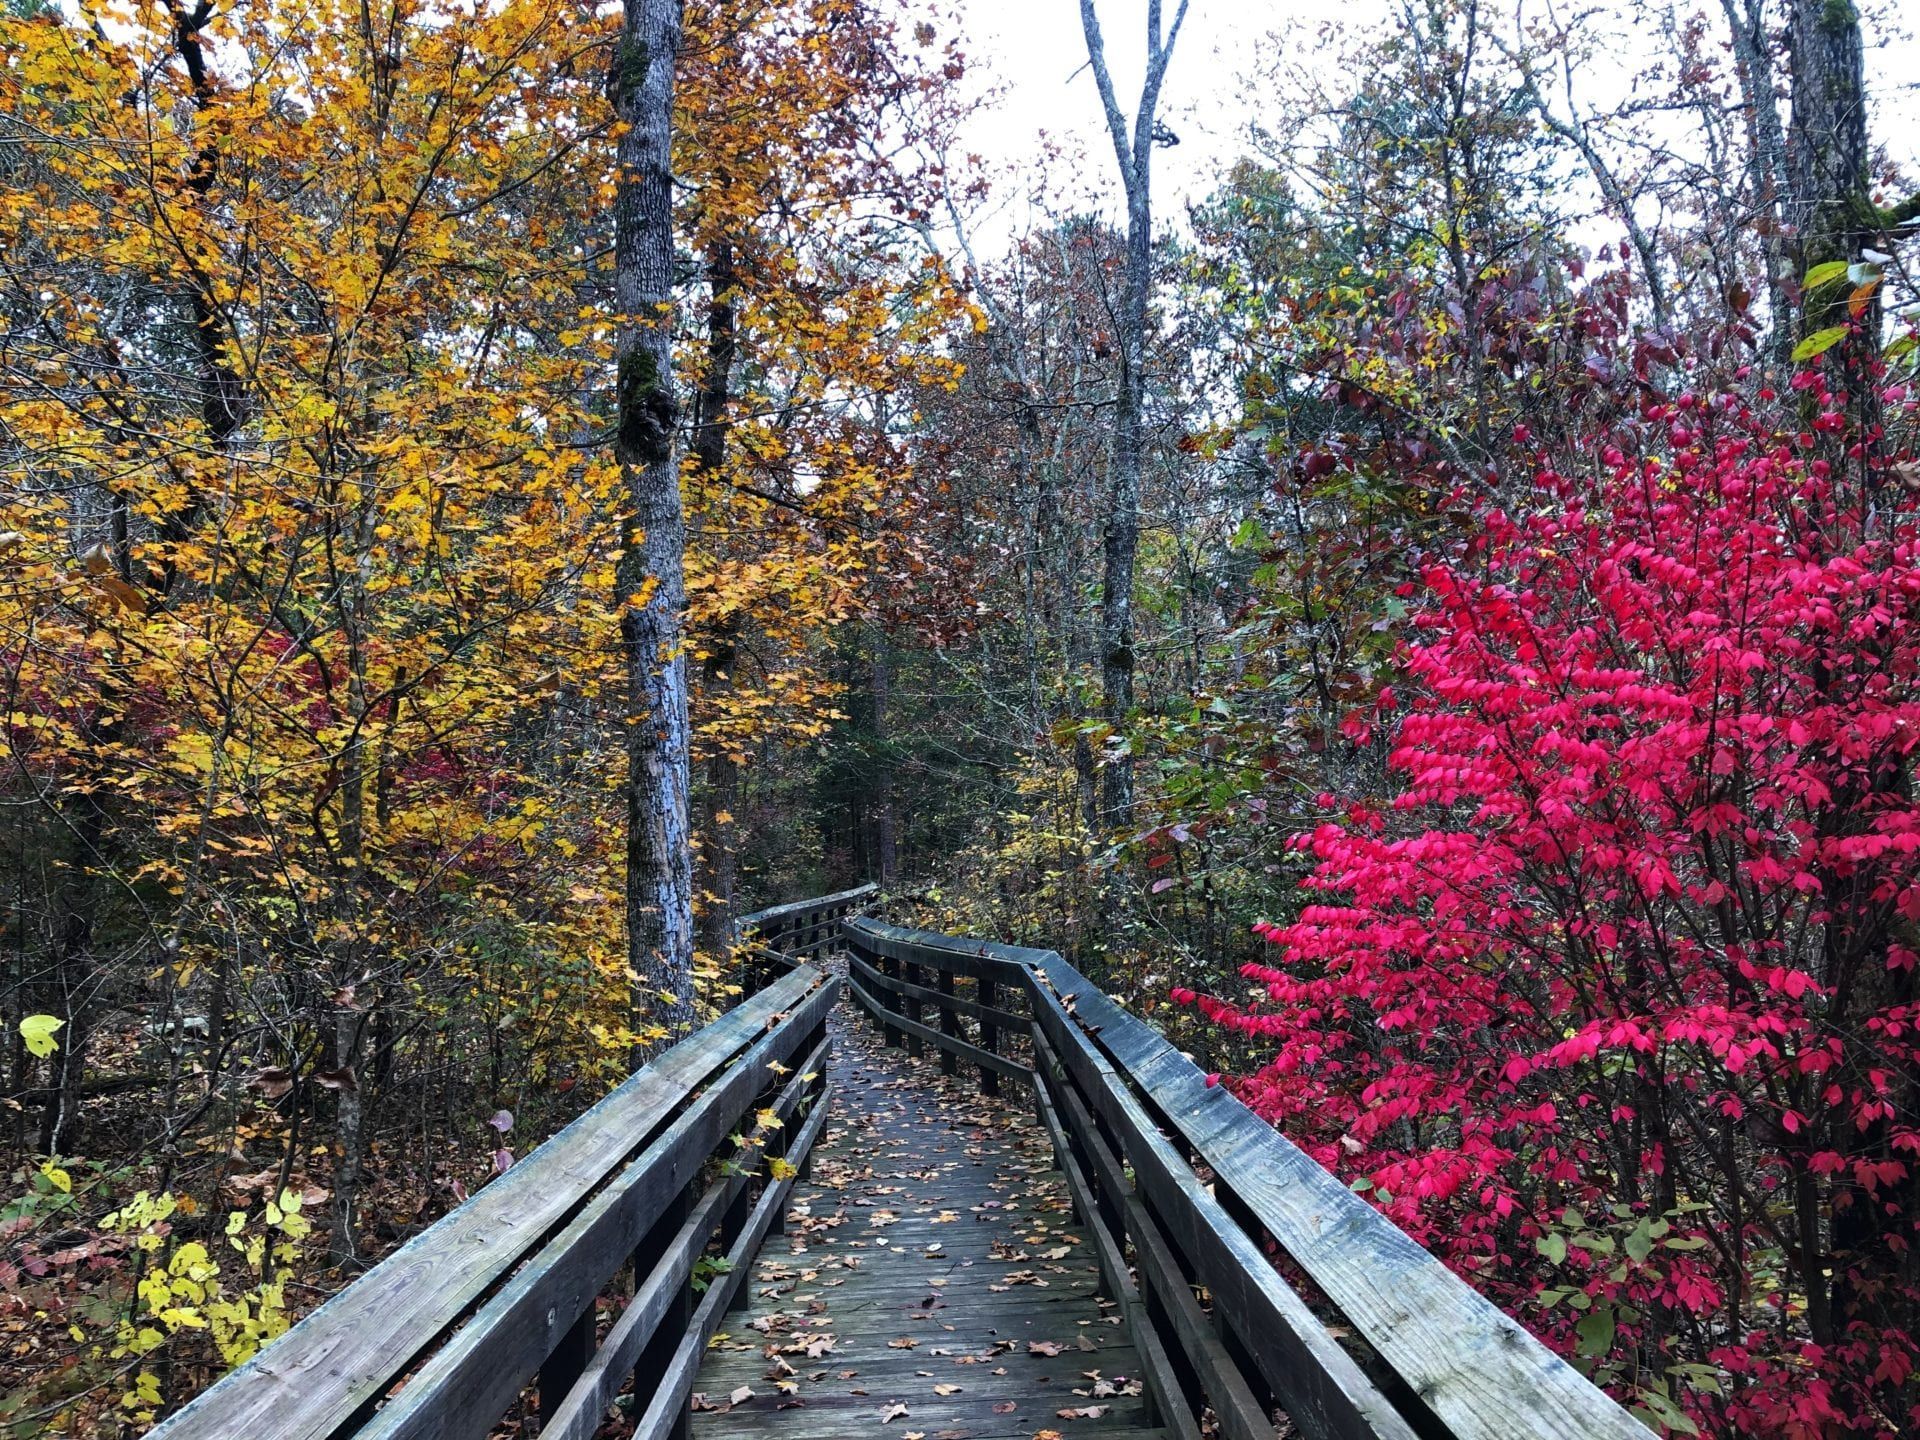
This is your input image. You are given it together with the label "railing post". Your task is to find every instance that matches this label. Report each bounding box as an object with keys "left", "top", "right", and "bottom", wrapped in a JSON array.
[
  {"left": 901, "top": 957, "right": 925, "bottom": 1058},
  {"left": 536, "top": 1300, "right": 598, "bottom": 1426},
  {"left": 1135, "top": 1194, "right": 1207, "bottom": 1426},
  {"left": 799, "top": 1022, "right": 829, "bottom": 1183},
  {"left": 936, "top": 968, "right": 961, "bottom": 1077},
  {"left": 976, "top": 973, "right": 1001, "bottom": 1096},
  {"left": 630, "top": 1179, "right": 696, "bottom": 1440},
  {"left": 880, "top": 953, "right": 903, "bottom": 1048}
]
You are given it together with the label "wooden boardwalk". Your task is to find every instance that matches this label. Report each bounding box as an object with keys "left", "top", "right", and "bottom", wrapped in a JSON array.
[
  {"left": 692, "top": 1011, "right": 1170, "bottom": 1440},
  {"left": 152, "top": 889, "right": 1651, "bottom": 1440}
]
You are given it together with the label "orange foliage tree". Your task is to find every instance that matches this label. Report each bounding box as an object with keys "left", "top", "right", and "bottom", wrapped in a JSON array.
[{"left": 0, "top": 0, "right": 971, "bottom": 1426}]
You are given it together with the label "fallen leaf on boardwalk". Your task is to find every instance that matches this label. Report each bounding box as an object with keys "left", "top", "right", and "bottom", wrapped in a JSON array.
[
  {"left": 933, "top": 1383, "right": 962, "bottom": 1395},
  {"left": 882, "top": 1401, "right": 910, "bottom": 1423},
  {"left": 992, "top": 1401, "right": 1017, "bottom": 1414},
  {"left": 1028, "top": 1340, "right": 1065, "bottom": 1357},
  {"left": 1057, "top": 1405, "right": 1109, "bottom": 1419},
  {"left": 730, "top": 1385, "right": 754, "bottom": 1406},
  {"left": 888, "top": 1336, "right": 918, "bottom": 1349}
]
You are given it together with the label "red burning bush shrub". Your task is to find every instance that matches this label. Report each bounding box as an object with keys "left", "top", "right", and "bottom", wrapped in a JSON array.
[{"left": 1180, "top": 374, "right": 1920, "bottom": 1436}]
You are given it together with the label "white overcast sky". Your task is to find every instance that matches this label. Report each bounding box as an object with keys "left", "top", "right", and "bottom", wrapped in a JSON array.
[{"left": 936, "top": 0, "right": 1920, "bottom": 252}]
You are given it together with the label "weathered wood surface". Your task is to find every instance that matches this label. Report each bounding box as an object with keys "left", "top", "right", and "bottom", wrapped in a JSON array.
[
  {"left": 691, "top": 1009, "right": 1174, "bottom": 1440},
  {"left": 737, "top": 885, "right": 879, "bottom": 974},
  {"left": 1028, "top": 982, "right": 1412, "bottom": 1440}
]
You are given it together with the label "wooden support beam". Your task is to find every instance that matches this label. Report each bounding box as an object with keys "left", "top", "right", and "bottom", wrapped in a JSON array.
[{"left": 977, "top": 973, "right": 1002, "bottom": 1096}]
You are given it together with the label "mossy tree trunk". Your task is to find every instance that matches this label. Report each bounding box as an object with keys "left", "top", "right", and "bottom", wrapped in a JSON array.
[
  {"left": 611, "top": 0, "right": 694, "bottom": 1049},
  {"left": 1784, "top": 0, "right": 1914, "bottom": 433}
]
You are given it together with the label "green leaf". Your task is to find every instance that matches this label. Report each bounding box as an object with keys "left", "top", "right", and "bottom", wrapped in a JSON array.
[
  {"left": 1537, "top": 1232, "right": 1567, "bottom": 1264},
  {"left": 1803, "top": 260, "right": 1851, "bottom": 290},
  {"left": 1575, "top": 1307, "right": 1617, "bottom": 1357},
  {"left": 20, "top": 1014, "right": 62, "bottom": 1059},
  {"left": 1631, "top": 1388, "right": 1701, "bottom": 1436},
  {"left": 1792, "top": 326, "right": 1850, "bottom": 362},
  {"left": 1625, "top": 1219, "right": 1655, "bottom": 1263}
]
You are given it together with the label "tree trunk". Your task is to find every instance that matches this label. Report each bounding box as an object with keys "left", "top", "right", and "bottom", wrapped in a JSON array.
[
  {"left": 692, "top": 239, "right": 740, "bottom": 961},
  {"left": 869, "top": 632, "right": 897, "bottom": 884},
  {"left": 611, "top": 0, "right": 694, "bottom": 1047},
  {"left": 1786, "top": 0, "right": 1876, "bottom": 418},
  {"left": 1718, "top": 0, "right": 1793, "bottom": 371},
  {"left": 326, "top": 504, "right": 376, "bottom": 1269},
  {"left": 1100, "top": 221, "right": 1143, "bottom": 827},
  {"left": 1078, "top": 0, "right": 1189, "bottom": 829},
  {"left": 39, "top": 776, "right": 109, "bottom": 1155}
]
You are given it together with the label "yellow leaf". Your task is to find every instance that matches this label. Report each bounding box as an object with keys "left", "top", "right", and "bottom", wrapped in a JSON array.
[{"left": 20, "top": 1014, "right": 62, "bottom": 1058}]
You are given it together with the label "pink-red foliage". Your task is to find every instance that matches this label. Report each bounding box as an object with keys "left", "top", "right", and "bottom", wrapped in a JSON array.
[{"left": 1180, "top": 375, "right": 1920, "bottom": 1436}]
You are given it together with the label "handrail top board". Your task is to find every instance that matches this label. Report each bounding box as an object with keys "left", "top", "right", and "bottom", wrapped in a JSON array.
[{"left": 844, "top": 915, "right": 1045, "bottom": 972}]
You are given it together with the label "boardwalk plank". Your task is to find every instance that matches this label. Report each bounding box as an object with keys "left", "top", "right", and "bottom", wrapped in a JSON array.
[{"left": 692, "top": 1010, "right": 1170, "bottom": 1440}]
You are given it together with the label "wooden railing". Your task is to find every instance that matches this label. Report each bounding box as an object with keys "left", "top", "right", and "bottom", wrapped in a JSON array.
[
  {"left": 844, "top": 916, "right": 1652, "bottom": 1440},
  {"left": 151, "top": 936, "right": 842, "bottom": 1439},
  {"left": 733, "top": 882, "right": 877, "bottom": 992}
]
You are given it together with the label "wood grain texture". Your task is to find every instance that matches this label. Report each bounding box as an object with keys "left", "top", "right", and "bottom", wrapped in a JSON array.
[
  {"left": 1029, "top": 978, "right": 1419, "bottom": 1440},
  {"left": 360, "top": 983, "right": 838, "bottom": 1440}
]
